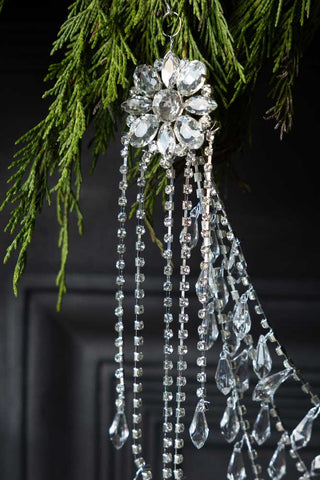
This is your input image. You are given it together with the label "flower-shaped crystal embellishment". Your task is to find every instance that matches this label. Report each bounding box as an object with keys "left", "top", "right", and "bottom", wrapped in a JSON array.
[{"left": 121, "top": 52, "right": 217, "bottom": 158}]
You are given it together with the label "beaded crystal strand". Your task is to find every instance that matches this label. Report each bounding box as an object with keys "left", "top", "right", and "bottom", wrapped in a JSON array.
[
  {"left": 162, "top": 166, "right": 175, "bottom": 480},
  {"left": 109, "top": 137, "right": 130, "bottom": 450},
  {"left": 132, "top": 150, "right": 152, "bottom": 480}
]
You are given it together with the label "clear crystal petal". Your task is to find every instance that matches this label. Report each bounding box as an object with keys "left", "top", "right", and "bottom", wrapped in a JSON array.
[
  {"left": 109, "top": 410, "right": 129, "bottom": 449},
  {"left": 311, "top": 455, "right": 320, "bottom": 475},
  {"left": 232, "top": 301, "right": 251, "bottom": 340},
  {"left": 253, "top": 335, "right": 272, "bottom": 379},
  {"left": 215, "top": 351, "right": 235, "bottom": 395},
  {"left": 267, "top": 443, "right": 286, "bottom": 480},
  {"left": 121, "top": 96, "right": 152, "bottom": 115},
  {"left": 153, "top": 89, "right": 183, "bottom": 122},
  {"left": 161, "top": 51, "right": 180, "bottom": 87},
  {"left": 129, "top": 114, "right": 159, "bottom": 148},
  {"left": 220, "top": 398, "right": 240, "bottom": 443},
  {"left": 174, "top": 115, "right": 204, "bottom": 150},
  {"left": 252, "top": 404, "right": 271, "bottom": 445},
  {"left": 234, "top": 350, "right": 249, "bottom": 392},
  {"left": 157, "top": 124, "right": 176, "bottom": 157},
  {"left": 252, "top": 368, "right": 293, "bottom": 402},
  {"left": 177, "top": 60, "right": 207, "bottom": 96},
  {"left": 189, "top": 399, "right": 209, "bottom": 449},
  {"left": 184, "top": 95, "right": 217, "bottom": 115},
  {"left": 227, "top": 443, "right": 247, "bottom": 480},
  {"left": 202, "top": 302, "right": 219, "bottom": 350},
  {"left": 134, "top": 65, "right": 161, "bottom": 96},
  {"left": 290, "top": 406, "right": 319, "bottom": 450}
]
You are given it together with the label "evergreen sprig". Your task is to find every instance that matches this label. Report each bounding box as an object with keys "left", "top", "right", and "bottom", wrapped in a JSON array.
[{"left": 1, "top": 0, "right": 319, "bottom": 307}]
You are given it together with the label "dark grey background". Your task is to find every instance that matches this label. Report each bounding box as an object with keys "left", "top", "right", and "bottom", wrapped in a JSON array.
[{"left": 0, "top": 2, "right": 320, "bottom": 480}]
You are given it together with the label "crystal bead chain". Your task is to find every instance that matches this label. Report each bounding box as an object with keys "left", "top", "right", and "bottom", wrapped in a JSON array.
[
  {"left": 109, "top": 141, "right": 130, "bottom": 450},
  {"left": 162, "top": 166, "right": 175, "bottom": 480},
  {"left": 211, "top": 181, "right": 320, "bottom": 410},
  {"left": 132, "top": 150, "right": 152, "bottom": 480},
  {"left": 173, "top": 155, "right": 193, "bottom": 480},
  {"left": 269, "top": 399, "right": 311, "bottom": 478}
]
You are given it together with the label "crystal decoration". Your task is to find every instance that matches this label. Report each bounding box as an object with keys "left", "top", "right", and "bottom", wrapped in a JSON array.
[
  {"left": 161, "top": 51, "right": 180, "bottom": 87},
  {"left": 176, "top": 60, "right": 207, "bottom": 96},
  {"left": 189, "top": 399, "right": 209, "bottom": 449},
  {"left": 202, "top": 301, "right": 219, "bottom": 350},
  {"left": 210, "top": 218, "right": 220, "bottom": 263},
  {"left": 227, "top": 442, "right": 246, "bottom": 480},
  {"left": 215, "top": 350, "right": 235, "bottom": 395},
  {"left": 268, "top": 442, "right": 286, "bottom": 480},
  {"left": 234, "top": 350, "right": 249, "bottom": 392},
  {"left": 134, "top": 65, "right": 161, "bottom": 96},
  {"left": 109, "top": 410, "right": 130, "bottom": 449},
  {"left": 220, "top": 397, "right": 240, "bottom": 443},
  {"left": 232, "top": 300, "right": 251, "bottom": 340},
  {"left": 153, "top": 89, "right": 183, "bottom": 122},
  {"left": 121, "top": 96, "right": 152, "bottom": 115},
  {"left": 195, "top": 266, "right": 214, "bottom": 302},
  {"left": 180, "top": 204, "right": 199, "bottom": 249},
  {"left": 252, "top": 403, "right": 271, "bottom": 445},
  {"left": 253, "top": 335, "right": 272, "bottom": 379},
  {"left": 129, "top": 114, "right": 159, "bottom": 147},
  {"left": 253, "top": 368, "right": 293, "bottom": 402},
  {"left": 290, "top": 406, "right": 320, "bottom": 450},
  {"left": 224, "top": 319, "right": 241, "bottom": 357},
  {"left": 184, "top": 95, "right": 217, "bottom": 115},
  {"left": 157, "top": 124, "right": 176, "bottom": 157},
  {"left": 174, "top": 115, "right": 204, "bottom": 149},
  {"left": 212, "top": 267, "right": 229, "bottom": 311},
  {"left": 311, "top": 455, "right": 320, "bottom": 476}
]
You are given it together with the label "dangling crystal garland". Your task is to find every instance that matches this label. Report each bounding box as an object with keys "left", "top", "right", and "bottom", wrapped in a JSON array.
[
  {"left": 108, "top": 5, "right": 320, "bottom": 477},
  {"left": 131, "top": 151, "right": 152, "bottom": 480},
  {"left": 162, "top": 166, "right": 175, "bottom": 480},
  {"left": 109, "top": 141, "right": 130, "bottom": 450}
]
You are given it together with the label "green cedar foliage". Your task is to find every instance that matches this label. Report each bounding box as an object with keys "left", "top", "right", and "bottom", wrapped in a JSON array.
[{"left": 1, "top": 0, "right": 319, "bottom": 308}]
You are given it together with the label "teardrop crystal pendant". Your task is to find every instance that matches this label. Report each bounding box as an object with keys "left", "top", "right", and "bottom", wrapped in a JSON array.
[
  {"left": 227, "top": 442, "right": 246, "bottom": 480},
  {"left": 267, "top": 442, "right": 286, "bottom": 480},
  {"left": 109, "top": 410, "right": 130, "bottom": 449},
  {"left": 252, "top": 368, "right": 293, "bottom": 402},
  {"left": 212, "top": 267, "right": 229, "bottom": 311},
  {"left": 232, "top": 300, "right": 251, "bottom": 340},
  {"left": 290, "top": 406, "right": 320, "bottom": 450},
  {"left": 210, "top": 215, "right": 220, "bottom": 264},
  {"left": 215, "top": 350, "right": 235, "bottom": 396},
  {"left": 189, "top": 399, "right": 210, "bottom": 449},
  {"left": 220, "top": 397, "right": 240, "bottom": 443},
  {"left": 311, "top": 455, "right": 320, "bottom": 476},
  {"left": 252, "top": 403, "right": 271, "bottom": 445},
  {"left": 202, "top": 301, "right": 219, "bottom": 350},
  {"left": 234, "top": 350, "right": 249, "bottom": 393},
  {"left": 196, "top": 265, "right": 215, "bottom": 303},
  {"left": 253, "top": 335, "right": 272, "bottom": 379}
]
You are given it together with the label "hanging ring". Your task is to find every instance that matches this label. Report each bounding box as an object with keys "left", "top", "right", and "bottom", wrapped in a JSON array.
[{"left": 162, "top": 10, "right": 182, "bottom": 39}]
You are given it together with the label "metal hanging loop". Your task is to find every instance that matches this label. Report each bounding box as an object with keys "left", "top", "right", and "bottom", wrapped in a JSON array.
[{"left": 162, "top": 9, "right": 182, "bottom": 50}]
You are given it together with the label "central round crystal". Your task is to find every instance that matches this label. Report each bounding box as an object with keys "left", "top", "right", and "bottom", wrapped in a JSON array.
[{"left": 152, "top": 89, "right": 182, "bottom": 122}]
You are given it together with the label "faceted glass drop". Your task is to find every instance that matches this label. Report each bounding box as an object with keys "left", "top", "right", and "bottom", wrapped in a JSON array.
[
  {"left": 267, "top": 443, "right": 286, "bottom": 480},
  {"left": 212, "top": 268, "right": 229, "bottom": 311},
  {"left": 181, "top": 204, "right": 199, "bottom": 249},
  {"left": 220, "top": 397, "right": 240, "bottom": 443},
  {"left": 134, "top": 65, "right": 161, "bottom": 96},
  {"left": 311, "top": 455, "right": 320, "bottom": 475},
  {"left": 129, "top": 114, "right": 159, "bottom": 147},
  {"left": 157, "top": 124, "right": 176, "bottom": 157},
  {"left": 225, "top": 321, "right": 241, "bottom": 357},
  {"left": 161, "top": 51, "right": 180, "bottom": 87},
  {"left": 234, "top": 350, "right": 249, "bottom": 392},
  {"left": 195, "top": 265, "right": 215, "bottom": 303},
  {"left": 215, "top": 351, "right": 235, "bottom": 396},
  {"left": 232, "top": 300, "right": 251, "bottom": 340},
  {"left": 152, "top": 89, "right": 183, "bottom": 122},
  {"left": 210, "top": 227, "right": 220, "bottom": 264},
  {"left": 189, "top": 399, "right": 209, "bottom": 449},
  {"left": 252, "top": 403, "right": 271, "bottom": 445},
  {"left": 253, "top": 335, "right": 272, "bottom": 379},
  {"left": 227, "top": 443, "right": 247, "bottom": 480},
  {"left": 290, "top": 406, "right": 319, "bottom": 450},
  {"left": 184, "top": 95, "right": 217, "bottom": 115},
  {"left": 203, "top": 302, "right": 219, "bottom": 350},
  {"left": 109, "top": 410, "right": 129, "bottom": 449},
  {"left": 121, "top": 96, "right": 152, "bottom": 115},
  {"left": 177, "top": 60, "right": 207, "bottom": 96},
  {"left": 174, "top": 115, "right": 205, "bottom": 150},
  {"left": 252, "top": 368, "right": 293, "bottom": 402}
]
